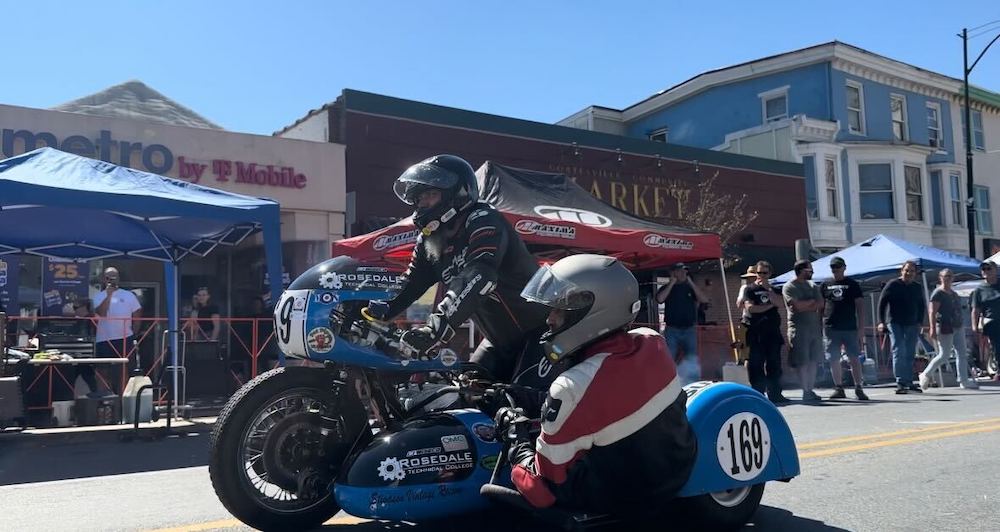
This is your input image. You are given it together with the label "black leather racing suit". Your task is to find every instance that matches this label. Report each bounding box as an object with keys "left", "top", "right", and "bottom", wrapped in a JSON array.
[{"left": 385, "top": 202, "right": 558, "bottom": 392}]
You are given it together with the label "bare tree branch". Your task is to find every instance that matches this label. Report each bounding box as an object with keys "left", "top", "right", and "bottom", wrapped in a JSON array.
[{"left": 684, "top": 170, "right": 758, "bottom": 267}]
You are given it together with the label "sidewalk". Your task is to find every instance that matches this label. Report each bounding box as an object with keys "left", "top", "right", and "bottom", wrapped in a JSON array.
[{"left": 0, "top": 415, "right": 218, "bottom": 445}]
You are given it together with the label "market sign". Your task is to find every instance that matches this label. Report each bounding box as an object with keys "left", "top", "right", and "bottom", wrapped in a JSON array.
[{"left": 1, "top": 128, "right": 308, "bottom": 189}]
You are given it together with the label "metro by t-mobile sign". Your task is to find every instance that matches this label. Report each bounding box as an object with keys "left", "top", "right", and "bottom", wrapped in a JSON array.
[{"left": 1, "top": 128, "right": 308, "bottom": 189}]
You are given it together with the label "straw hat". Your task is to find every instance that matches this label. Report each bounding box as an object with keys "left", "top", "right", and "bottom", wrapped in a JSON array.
[{"left": 740, "top": 265, "right": 757, "bottom": 279}]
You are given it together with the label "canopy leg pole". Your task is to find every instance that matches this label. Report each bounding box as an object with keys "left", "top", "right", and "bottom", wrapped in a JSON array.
[{"left": 719, "top": 258, "right": 739, "bottom": 362}]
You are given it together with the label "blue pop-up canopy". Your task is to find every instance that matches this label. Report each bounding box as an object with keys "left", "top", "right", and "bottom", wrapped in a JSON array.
[
  {"left": 773, "top": 234, "right": 980, "bottom": 285},
  {"left": 0, "top": 147, "right": 284, "bottom": 409}
]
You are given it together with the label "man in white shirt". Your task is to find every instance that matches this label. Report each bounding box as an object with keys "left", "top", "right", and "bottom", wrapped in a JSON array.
[{"left": 93, "top": 267, "right": 142, "bottom": 358}]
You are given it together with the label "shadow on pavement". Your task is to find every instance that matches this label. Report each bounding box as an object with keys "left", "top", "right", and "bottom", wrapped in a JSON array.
[
  {"left": 0, "top": 424, "right": 211, "bottom": 486},
  {"left": 743, "top": 505, "right": 850, "bottom": 531}
]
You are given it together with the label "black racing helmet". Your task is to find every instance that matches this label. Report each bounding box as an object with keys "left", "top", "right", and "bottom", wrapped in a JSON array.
[{"left": 393, "top": 155, "right": 480, "bottom": 234}]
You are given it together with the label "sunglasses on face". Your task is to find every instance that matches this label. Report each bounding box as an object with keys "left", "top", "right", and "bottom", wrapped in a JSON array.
[
  {"left": 831, "top": 265, "right": 844, "bottom": 270},
  {"left": 757, "top": 271, "right": 770, "bottom": 275}
]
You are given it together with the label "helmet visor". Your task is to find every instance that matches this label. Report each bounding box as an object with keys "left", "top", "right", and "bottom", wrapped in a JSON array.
[
  {"left": 520, "top": 265, "right": 595, "bottom": 310},
  {"left": 393, "top": 163, "right": 460, "bottom": 205}
]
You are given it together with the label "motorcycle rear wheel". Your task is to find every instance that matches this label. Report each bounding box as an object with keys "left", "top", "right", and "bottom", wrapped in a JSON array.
[{"left": 209, "top": 367, "right": 366, "bottom": 531}]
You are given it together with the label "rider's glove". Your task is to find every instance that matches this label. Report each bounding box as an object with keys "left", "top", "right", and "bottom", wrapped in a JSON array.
[
  {"left": 494, "top": 407, "right": 532, "bottom": 443},
  {"left": 364, "top": 300, "right": 391, "bottom": 321},
  {"left": 399, "top": 326, "right": 438, "bottom": 358}
]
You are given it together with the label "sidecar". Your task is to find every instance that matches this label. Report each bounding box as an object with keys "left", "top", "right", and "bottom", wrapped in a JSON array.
[{"left": 332, "top": 380, "right": 799, "bottom": 528}]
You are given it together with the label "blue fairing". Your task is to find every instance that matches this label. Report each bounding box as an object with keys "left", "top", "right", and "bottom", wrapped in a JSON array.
[
  {"left": 677, "top": 382, "right": 800, "bottom": 497},
  {"left": 334, "top": 409, "right": 507, "bottom": 521}
]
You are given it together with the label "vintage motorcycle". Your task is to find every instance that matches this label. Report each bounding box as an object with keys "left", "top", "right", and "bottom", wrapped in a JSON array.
[{"left": 209, "top": 257, "right": 801, "bottom": 531}]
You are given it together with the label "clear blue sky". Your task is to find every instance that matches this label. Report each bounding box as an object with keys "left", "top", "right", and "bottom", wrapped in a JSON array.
[{"left": 1, "top": 1, "right": 998, "bottom": 135}]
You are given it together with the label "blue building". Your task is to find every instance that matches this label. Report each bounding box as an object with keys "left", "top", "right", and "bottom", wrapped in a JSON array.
[{"left": 560, "top": 42, "right": 991, "bottom": 256}]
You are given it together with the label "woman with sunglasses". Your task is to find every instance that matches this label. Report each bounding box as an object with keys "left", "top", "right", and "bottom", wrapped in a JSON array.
[
  {"left": 923, "top": 269, "right": 978, "bottom": 390},
  {"left": 742, "top": 260, "right": 789, "bottom": 404}
]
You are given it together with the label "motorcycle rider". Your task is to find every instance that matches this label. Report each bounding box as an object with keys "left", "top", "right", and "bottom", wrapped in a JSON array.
[
  {"left": 364, "top": 154, "right": 556, "bottom": 397},
  {"left": 495, "top": 254, "right": 697, "bottom": 516}
]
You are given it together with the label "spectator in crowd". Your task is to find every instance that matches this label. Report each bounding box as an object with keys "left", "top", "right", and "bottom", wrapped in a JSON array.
[
  {"left": 923, "top": 269, "right": 978, "bottom": 390},
  {"left": 92, "top": 267, "right": 142, "bottom": 394},
  {"left": 820, "top": 256, "right": 869, "bottom": 400},
  {"left": 655, "top": 263, "right": 707, "bottom": 381},
  {"left": 783, "top": 260, "right": 824, "bottom": 402},
  {"left": 877, "top": 261, "right": 926, "bottom": 394},
  {"left": 971, "top": 260, "right": 1000, "bottom": 382},
  {"left": 734, "top": 265, "right": 757, "bottom": 360},
  {"left": 742, "top": 261, "right": 789, "bottom": 404},
  {"left": 188, "top": 286, "right": 222, "bottom": 342}
]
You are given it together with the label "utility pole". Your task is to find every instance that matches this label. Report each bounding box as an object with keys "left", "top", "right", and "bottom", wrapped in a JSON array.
[{"left": 961, "top": 25, "right": 1000, "bottom": 258}]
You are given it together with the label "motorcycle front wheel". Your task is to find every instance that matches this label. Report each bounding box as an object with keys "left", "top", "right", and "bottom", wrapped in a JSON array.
[{"left": 209, "top": 366, "right": 367, "bottom": 531}]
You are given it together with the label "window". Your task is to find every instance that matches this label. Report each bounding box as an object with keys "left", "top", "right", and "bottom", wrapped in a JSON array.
[
  {"left": 973, "top": 110, "right": 985, "bottom": 151},
  {"left": 890, "top": 94, "right": 907, "bottom": 141},
  {"left": 804, "top": 155, "right": 819, "bottom": 220},
  {"left": 760, "top": 87, "right": 789, "bottom": 123},
  {"left": 649, "top": 128, "right": 668, "bottom": 143},
  {"left": 961, "top": 109, "right": 986, "bottom": 151},
  {"left": 824, "top": 157, "right": 839, "bottom": 218},
  {"left": 904, "top": 165, "right": 923, "bottom": 221},
  {"left": 975, "top": 185, "right": 992, "bottom": 235},
  {"left": 858, "top": 163, "right": 894, "bottom": 219},
  {"left": 931, "top": 170, "right": 943, "bottom": 226},
  {"left": 846, "top": 82, "right": 865, "bottom": 134},
  {"left": 950, "top": 172, "right": 964, "bottom": 226},
  {"left": 926, "top": 103, "right": 942, "bottom": 149}
]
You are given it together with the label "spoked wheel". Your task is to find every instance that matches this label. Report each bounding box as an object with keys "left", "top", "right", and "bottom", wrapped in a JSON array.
[
  {"left": 684, "top": 483, "right": 765, "bottom": 531},
  {"left": 209, "top": 367, "right": 367, "bottom": 531}
]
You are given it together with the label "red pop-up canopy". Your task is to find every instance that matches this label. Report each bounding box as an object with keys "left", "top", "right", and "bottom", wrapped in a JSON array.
[{"left": 333, "top": 162, "right": 721, "bottom": 271}]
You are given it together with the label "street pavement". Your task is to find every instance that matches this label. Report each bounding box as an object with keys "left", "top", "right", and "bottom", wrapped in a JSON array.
[{"left": 1, "top": 382, "right": 998, "bottom": 532}]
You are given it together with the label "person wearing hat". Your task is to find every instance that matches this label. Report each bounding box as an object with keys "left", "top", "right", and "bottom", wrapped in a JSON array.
[
  {"left": 733, "top": 265, "right": 758, "bottom": 361},
  {"left": 971, "top": 260, "right": 1000, "bottom": 382},
  {"left": 819, "top": 257, "right": 869, "bottom": 400},
  {"left": 655, "top": 263, "right": 707, "bottom": 383},
  {"left": 742, "top": 261, "right": 790, "bottom": 404}
]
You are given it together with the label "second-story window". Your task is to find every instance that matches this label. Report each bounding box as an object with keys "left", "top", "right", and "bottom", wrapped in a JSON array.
[
  {"left": 859, "top": 163, "right": 894, "bottom": 219},
  {"left": 846, "top": 82, "right": 866, "bottom": 135},
  {"left": 891, "top": 94, "right": 907, "bottom": 141},
  {"left": 950, "top": 172, "right": 964, "bottom": 226},
  {"left": 760, "top": 87, "right": 788, "bottom": 123},
  {"left": 825, "top": 157, "right": 839, "bottom": 219},
  {"left": 961, "top": 109, "right": 986, "bottom": 151},
  {"left": 975, "top": 185, "right": 993, "bottom": 235},
  {"left": 927, "top": 103, "right": 942, "bottom": 149},
  {"left": 904, "top": 165, "right": 923, "bottom": 221}
]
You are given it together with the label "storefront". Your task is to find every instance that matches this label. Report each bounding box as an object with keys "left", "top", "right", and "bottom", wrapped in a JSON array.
[
  {"left": 277, "top": 89, "right": 808, "bottom": 330},
  {"left": 1, "top": 102, "right": 346, "bottom": 320}
]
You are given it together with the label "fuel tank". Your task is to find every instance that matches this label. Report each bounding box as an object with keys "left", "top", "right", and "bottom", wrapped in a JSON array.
[{"left": 334, "top": 409, "right": 504, "bottom": 521}]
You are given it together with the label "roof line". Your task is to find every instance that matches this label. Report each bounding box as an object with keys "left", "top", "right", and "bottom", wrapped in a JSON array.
[{"left": 338, "top": 89, "right": 803, "bottom": 178}]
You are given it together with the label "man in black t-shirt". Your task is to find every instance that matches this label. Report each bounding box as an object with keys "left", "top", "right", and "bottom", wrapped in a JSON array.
[
  {"left": 971, "top": 260, "right": 1000, "bottom": 382},
  {"left": 820, "top": 256, "right": 869, "bottom": 400},
  {"left": 656, "top": 263, "right": 707, "bottom": 383},
  {"left": 742, "top": 260, "right": 788, "bottom": 404}
]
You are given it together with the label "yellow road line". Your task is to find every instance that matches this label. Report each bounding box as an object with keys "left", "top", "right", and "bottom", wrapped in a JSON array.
[
  {"left": 797, "top": 417, "right": 1000, "bottom": 450},
  {"left": 148, "top": 418, "right": 1000, "bottom": 531},
  {"left": 799, "top": 422, "right": 1000, "bottom": 459}
]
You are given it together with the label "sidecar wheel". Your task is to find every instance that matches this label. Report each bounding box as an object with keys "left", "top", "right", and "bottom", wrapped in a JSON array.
[
  {"left": 684, "top": 483, "right": 764, "bottom": 531},
  {"left": 209, "top": 367, "right": 367, "bottom": 532}
]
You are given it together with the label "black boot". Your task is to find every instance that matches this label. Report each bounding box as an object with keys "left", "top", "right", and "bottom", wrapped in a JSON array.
[{"left": 767, "top": 379, "right": 790, "bottom": 404}]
